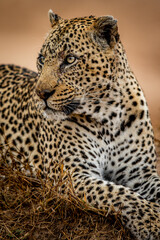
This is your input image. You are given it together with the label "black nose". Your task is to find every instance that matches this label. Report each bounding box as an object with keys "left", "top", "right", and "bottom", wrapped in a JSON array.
[{"left": 36, "top": 89, "right": 56, "bottom": 100}]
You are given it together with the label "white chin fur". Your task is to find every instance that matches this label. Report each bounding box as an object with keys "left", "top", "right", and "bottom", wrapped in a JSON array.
[{"left": 42, "top": 108, "right": 67, "bottom": 121}]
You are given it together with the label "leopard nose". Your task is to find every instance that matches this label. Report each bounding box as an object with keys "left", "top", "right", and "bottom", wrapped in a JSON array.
[{"left": 36, "top": 88, "right": 56, "bottom": 100}]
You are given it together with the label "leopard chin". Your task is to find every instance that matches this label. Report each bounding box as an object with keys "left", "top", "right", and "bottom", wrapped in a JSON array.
[{"left": 42, "top": 107, "right": 67, "bottom": 121}]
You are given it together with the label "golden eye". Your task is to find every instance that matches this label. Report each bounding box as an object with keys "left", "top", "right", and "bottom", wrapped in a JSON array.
[
  {"left": 37, "top": 53, "right": 45, "bottom": 71},
  {"left": 65, "top": 55, "right": 76, "bottom": 64}
]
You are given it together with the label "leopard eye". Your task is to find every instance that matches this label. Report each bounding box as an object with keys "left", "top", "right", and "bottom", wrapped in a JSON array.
[
  {"left": 37, "top": 54, "right": 45, "bottom": 71},
  {"left": 38, "top": 54, "right": 45, "bottom": 64},
  {"left": 65, "top": 55, "right": 77, "bottom": 65}
]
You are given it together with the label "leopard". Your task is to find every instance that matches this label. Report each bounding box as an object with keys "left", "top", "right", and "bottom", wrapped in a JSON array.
[{"left": 0, "top": 10, "right": 160, "bottom": 240}]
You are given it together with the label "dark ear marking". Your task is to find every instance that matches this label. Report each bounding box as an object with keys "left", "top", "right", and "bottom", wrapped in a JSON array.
[
  {"left": 93, "top": 16, "right": 119, "bottom": 49},
  {"left": 48, "top": 9, "right": 61, "bottom": 27}
]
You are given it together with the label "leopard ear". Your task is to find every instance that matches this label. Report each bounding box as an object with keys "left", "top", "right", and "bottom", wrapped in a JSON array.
[
  {"left": 92, "top": 16, "right": 119, "bottom": 49},
  {"left": 48, "top": 9, "right": 61, "bottom": 27}
]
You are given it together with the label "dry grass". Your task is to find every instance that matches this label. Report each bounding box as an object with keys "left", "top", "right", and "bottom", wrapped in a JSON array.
[{"left": 1, "top": 131, "right": 160, "bottom": 240}]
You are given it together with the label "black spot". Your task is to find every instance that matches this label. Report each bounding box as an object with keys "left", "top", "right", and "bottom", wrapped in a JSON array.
[
  {"left": 157, "top": 192, "right": 160, "bottom": 198},
  {"left": 85, "top": 180, "right": 91, "bottom": 186},
  {"left": 25, "top": 138, "right": 31, "bottom": 144},
  {"left": 130, "top": 149, "right": 137, "bottom": 154},
  {"left": 116, "top": 174, "right": 125, "bottom": 182},
  {"left": 126, "top": 114, "right": 136, "bottom": 128},
  {"left": 6, "top": 134, "right": 12, "bottom": 140},
  {"left": 79, "top": 163, "right": 89, "bottom": 170},
  {"left": 107, "top": 100, "right": 115, "bottom": 105},
  {"left": 97, "top": 180, "right": 103, "bottom": 184},
  {"left": 86, "top": 115, "right": 92, "bottom": 123},
  {"left": 87, "top": 186, "right": 93, "bottom": 193},
  {"left": 108, "top": 185, "right": 113, "bottom": 192},
  {"left": 11, "top": 127, "right": 17, "bottom": 133},
  {"left": 31, "top": 133, "right": 37, "bottom": 142},
  {"left": 48, "top": 152, "right": 52, "bottom": 158},
  {"left": 116, "top": 166, "right": 127, "bottom": 175},
  {"left": 132, "top": 157, "right": 142, "bottom": 165},
  {"left": 65, "top": 157, "right": 70, "bottom": 162},
  {"left": 17, "top": 136, "right": 23, "bottom": 143},
  {"left": 109, "top": 111, "right": 117, "bottom": 119},
  {"left": 87, "top": 196, "right": 92, "bottom": 203},
  {"left": 33, "top": 155, "right": 39, "bottom": 160},
  {"left": 137, "top": 128, "right": 143, "bottom": 136},
  {"left": 132, "top": 101, "right": 137, "bottom": 106},
  {"left": 120, "top": 121, "right": 125, "bottom": 131},
  {"left": 134, "top": 183, "right": 141, "bottom": 189},
  {"left": 64, "top": 125, "right": 72, "bottom": 130},
  {"left": 139, "top": 110, "right": 144, "bottom": 119},
  {"left": 102, "top": 118, "right": 108, "bottom": 124},
  {"left": 115, "top": 130, "right": 120, "bottom": 137},
  {"left": 29, "top": 146, "right": 34, "bottom": 151}
]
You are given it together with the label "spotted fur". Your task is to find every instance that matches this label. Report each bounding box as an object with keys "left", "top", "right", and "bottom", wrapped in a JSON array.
[{"left": 0, "top": 11, "right": 160, "bottom": 240}]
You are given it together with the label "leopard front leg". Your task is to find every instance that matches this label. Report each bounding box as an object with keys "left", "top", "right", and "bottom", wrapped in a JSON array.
[{"left": 71, "top": 173, "right": 160, "bottom": 240}]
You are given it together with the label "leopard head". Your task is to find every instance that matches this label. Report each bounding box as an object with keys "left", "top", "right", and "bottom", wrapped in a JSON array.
[{"left": 34, "top": 10, "right": 120, "bottom": 121}]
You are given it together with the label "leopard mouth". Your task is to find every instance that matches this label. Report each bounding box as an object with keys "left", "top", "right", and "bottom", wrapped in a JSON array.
[{"left": 44, "top": 99, "right": 80, "bottom": 116}]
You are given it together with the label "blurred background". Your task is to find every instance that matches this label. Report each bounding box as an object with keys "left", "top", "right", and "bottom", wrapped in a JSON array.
[{"left": 0, "top": 0, "right": 160, "bottom": 128}]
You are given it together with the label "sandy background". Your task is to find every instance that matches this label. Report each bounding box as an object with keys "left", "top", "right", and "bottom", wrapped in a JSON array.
[{"left": 0, "top": 0, "right": 160, "bottom": 128}]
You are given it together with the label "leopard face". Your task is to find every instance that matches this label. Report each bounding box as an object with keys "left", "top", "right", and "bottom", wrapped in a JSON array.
[{"left": 34, "top": 14, "right": 120, "bottom": 121}]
